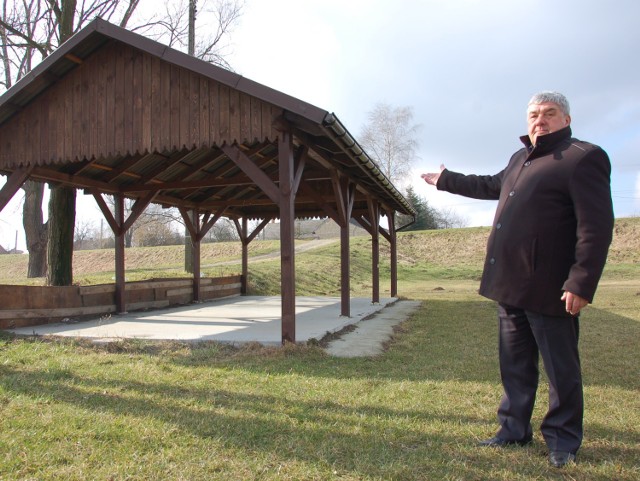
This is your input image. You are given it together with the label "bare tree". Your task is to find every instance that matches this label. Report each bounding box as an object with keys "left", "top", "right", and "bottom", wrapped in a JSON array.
[
  {"left": 435, "top": 207, "right": 469, "bottom": 229},
  {"left": 0, "top": 0, "right": 142, "bottom": 283},
  {"left": 163, "top": 0, "right": 244, "bottom": 272},
  {"left": 148, "top": 0, "right": 244, "bottom": 69},
  {"left": 359, "top": 103, "right": 421, "bottom": 188},
  {"left": 0, "top": 0, "right": 242, "bottom": 283},
  {"left": 74, "top": 218, "right": 96, "bottom": 250},
  {"left": 1, "top": 0, "right": 53, "bottom": 277},
  {"left": 135, "top": 219, "right": 181, "bottom": 247},
  {"left": 102, "top": 197, "right": 178, "bottom": 247},
  {"left": 206, "top": 217, "right": 238, "bottom": 242}
]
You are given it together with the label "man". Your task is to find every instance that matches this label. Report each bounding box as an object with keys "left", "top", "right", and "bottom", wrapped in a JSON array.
[{"left": 422, "top": 91, "right": 614, "bottom": 468}]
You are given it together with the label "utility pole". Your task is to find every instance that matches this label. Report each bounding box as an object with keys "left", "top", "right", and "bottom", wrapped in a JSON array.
[
  {"left": 184, "top": 0, "right": 197, "bottom": 272},
  {"left": 189, "top": 0, "right": 196, "bottom": 56}
]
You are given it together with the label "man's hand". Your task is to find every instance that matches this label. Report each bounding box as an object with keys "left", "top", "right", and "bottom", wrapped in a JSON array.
[
  {"left": 561, "top": 291, "right": 589, "bottom": 316},
  {"left": 421, "top": 164, "right": 446, "bottom": 186}
]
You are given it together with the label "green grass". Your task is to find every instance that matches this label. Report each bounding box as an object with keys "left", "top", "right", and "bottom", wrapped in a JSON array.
[{"left": 0, "top": 221, "right": 638, "bottom": 480}]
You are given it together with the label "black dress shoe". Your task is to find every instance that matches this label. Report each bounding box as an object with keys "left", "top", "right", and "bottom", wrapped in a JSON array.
[
  {"left": 549, "top": 451, "right": 576, "bottom": 468},
  {"left": 478, "top": 435, "right": 532, "bottom": 447}
]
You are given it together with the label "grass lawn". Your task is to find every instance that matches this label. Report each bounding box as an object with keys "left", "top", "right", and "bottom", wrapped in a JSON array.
[{"left": 0, "top": 221, "right": 638, "bottom": 480}]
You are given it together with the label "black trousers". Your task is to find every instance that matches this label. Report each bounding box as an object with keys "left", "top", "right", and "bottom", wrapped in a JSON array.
[{"left": 496, "top": 303, "right": 583, "bottom": 453}]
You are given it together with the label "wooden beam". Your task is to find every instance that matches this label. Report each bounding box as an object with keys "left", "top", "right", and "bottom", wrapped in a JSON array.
[
  {"left": 133, "top": 153, "right": 188, "bottom": 186},
  {"left": 199, "top": 206, "right": 227, "bottom": 242},
  {"left": 92, "top": 191, "right": 120, "bottom": 236},
  {"left": 122, "top": 190, "right": 159, "bottom": 233},
  {"left": 233, "top": 217, "right": 249, "bottom": 294},
  {"left": 298, "top": 181, "right": 340, "bottom": 224},
  {"left": 179, "top": 207, "right": 198, "bottom": 240},
  {"left": 354, "top": 214, "right": 373, "bottom": 236},
  {"left": 233, "top": 215, "right": 274, "bottom": 294},
  {"left": 68, "top": 157, "right": 100, "bottom": 176},
  {"left": 0, "top": 167, "right": 32, "bottom": 212},
  {"left": 222, "top": 144, "right": 280, "bottom": 204},
  {"left": 249, "top": 217, "right": 272, "bottom": 243},
  {"left": 103, "top": 153, "right": 147, "bottom": 182},
  {"left": 64, "top": 53, "right": 83, "bottom": 64},
  {"left": 31, "top": 165, "right": 130, "bottom": 194},
  {"left": 292, "top": 144, "right": 308, "bottom": 194}
]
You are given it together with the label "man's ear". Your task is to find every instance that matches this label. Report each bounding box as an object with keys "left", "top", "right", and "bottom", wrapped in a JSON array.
[{"left": 565, "top": 115, "right": 572, "bottom": 126}]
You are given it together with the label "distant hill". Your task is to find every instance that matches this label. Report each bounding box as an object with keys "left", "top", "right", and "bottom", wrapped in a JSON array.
[{"left": 0, "top": 217, "right": 637, "bottom": 285}]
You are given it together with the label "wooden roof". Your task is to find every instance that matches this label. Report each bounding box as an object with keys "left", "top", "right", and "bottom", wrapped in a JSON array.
[{"left": 0, "top": 18, "right": 415, "bottom": 222}]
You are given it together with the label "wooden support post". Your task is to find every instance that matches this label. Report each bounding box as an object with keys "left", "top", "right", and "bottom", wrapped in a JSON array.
[
  {"left": 114, "top": 194, "right": 126, "bottom": 313},
  {"left": 387, "top": 212, "right": 398, "bottom": 297},
  {"left": 332, "top": 173, "right": 355, "bottom": 317},
  {"left": 372, "top": 235, "right": 380, "bottom": 303},
  {"left": 94, "top": 190, "right": 159, "bottom": 313},
  {"left": 279, "top": 130, "right": 296, "bottom": 343},
  {"left": 368, "top": 198, "right": 380, "bottom": 304},
  {"left": 241, "top": 217, "right": 248, "bottom": 294},
  {"left": 192, "top": 209, "right": 201, "bottom": 302},
  {"left": 340, "top": 222, "right": 350, "bottom": 317},
  {"left": 181, "top": 206, "right": 229, "bottom": 303},
  {"left": 234, "top": 216, "right": 272, "bottom": 296}
]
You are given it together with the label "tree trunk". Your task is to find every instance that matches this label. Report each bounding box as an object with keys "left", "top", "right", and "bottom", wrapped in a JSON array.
[
  {"left": 47, "top": 185, "right": 76, "bottom": 286},
  {"left": 22, "top": 180, "right": 48, "bottom": 277},
  {"left": 124, "top": 227, "right": 133, "bottom": 248},
  {"left": 184, "top": 232, "right": 194, "bottom": 272},
  {"left": 43, "top": 1, "right": 77, "bottom": 286}
]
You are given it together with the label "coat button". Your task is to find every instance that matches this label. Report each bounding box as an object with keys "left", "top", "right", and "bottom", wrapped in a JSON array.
[
  {"left": 509, "top": 191, "right": 515, "bottom": 197},
  {"left": 496, "top": 223, "right": 502, "bottom": 229},
  {"left": 489, "top": 258, "right": 496, "bottom": 265},
  {"left": 524, "top": 161, "right": 531, "bottom": 167}
]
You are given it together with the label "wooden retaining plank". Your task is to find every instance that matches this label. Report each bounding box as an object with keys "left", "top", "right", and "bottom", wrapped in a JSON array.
[
  {"left": 0, "top": 277, "right": 242, "bottom": 328},
  {"left": 0, "top": 305, "right": 117, "bottom": 320}
]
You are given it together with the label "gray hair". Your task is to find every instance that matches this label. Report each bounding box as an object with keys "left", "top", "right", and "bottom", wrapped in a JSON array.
[{"left": 528, "top": 91, "right": 570, "bottom": 115}]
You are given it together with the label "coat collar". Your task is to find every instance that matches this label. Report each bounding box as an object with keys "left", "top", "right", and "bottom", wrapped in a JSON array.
[{"left": 520, "top": 126, "right": 572, "bottom": 156}]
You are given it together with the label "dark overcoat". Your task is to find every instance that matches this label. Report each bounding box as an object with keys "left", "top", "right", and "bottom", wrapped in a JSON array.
[{"left": 437, "top": 126, "right": 614, "bottom": 317}]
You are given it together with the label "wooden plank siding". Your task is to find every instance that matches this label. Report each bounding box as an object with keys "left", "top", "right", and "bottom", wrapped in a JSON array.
[{"left": 0, "top": 41, "right": 281, "bottom": 169}]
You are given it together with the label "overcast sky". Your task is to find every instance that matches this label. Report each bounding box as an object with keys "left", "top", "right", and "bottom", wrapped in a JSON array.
[
  {"left": 1, "top": 0, "right": 638, "bottom": 250},
  {"left": 231, "top": 0, "right": 640, "bottom": 226}
]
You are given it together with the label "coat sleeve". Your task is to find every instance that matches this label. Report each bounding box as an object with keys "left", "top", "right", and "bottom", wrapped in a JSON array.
[
  {"left": 436, "top": 168, "right": 504, "bottom": 200},
  {"left": 562, "top": 147, "right": 614, "bottom": 302}
]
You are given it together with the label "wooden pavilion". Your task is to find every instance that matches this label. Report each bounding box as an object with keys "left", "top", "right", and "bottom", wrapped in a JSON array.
[{"left": 0, "top": 19, "right": 415, "bottom": 343}]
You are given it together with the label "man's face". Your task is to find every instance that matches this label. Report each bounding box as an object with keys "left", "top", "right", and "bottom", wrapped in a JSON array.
[{"left": 527, "top": 102, "right": 571, "bottom": 144}]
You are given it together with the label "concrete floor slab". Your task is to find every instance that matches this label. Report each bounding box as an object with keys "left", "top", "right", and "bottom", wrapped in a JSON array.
[
  {"left": 7, "top": 296, "right": 402, "bottom": 346},
  {"left": 325, "top": 300, "right": 422, "bottom": 357}
]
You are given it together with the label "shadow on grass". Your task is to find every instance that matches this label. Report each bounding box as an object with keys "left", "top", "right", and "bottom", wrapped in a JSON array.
[
  {"left": 1, "top": 360, "right": 637, "bottom": 480},
  {"left": 2, "top": 296, "right": 639, "bottom": 479},
  {"left": 0, "top": 363, "right": 499, "bottom": 479}
]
